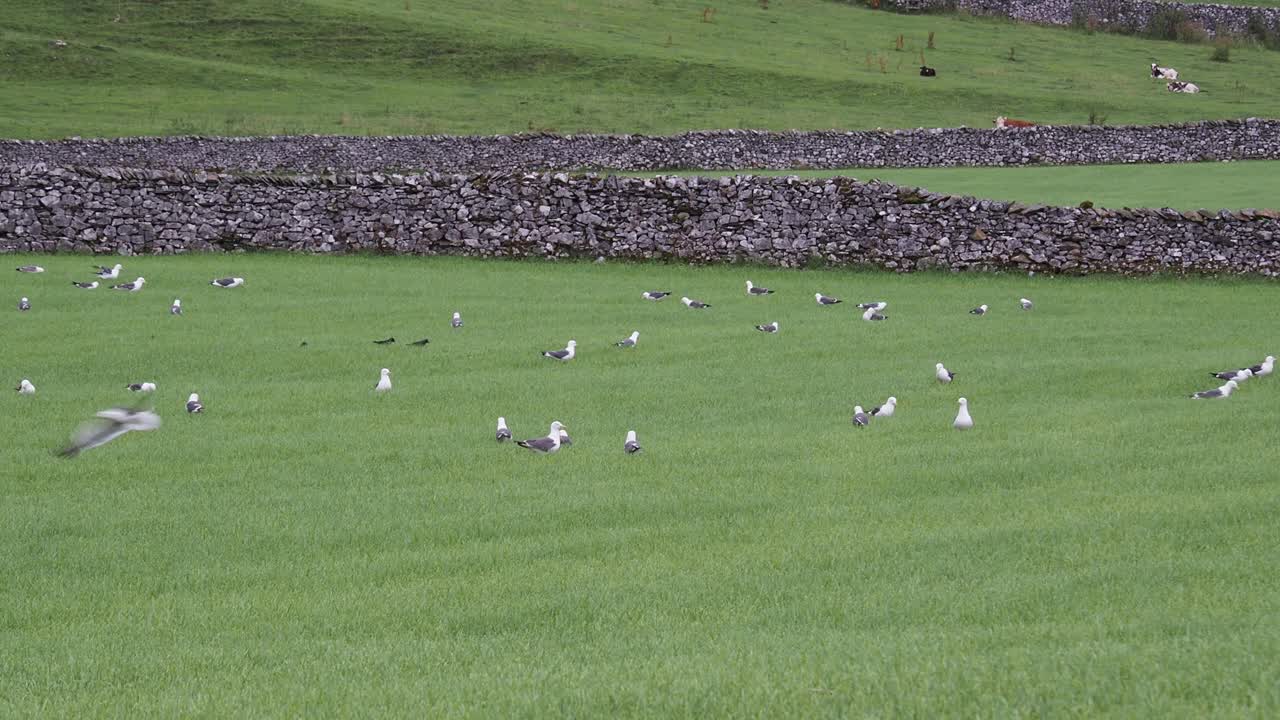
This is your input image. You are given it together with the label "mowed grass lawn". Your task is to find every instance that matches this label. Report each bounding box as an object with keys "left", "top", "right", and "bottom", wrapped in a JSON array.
[
  {"left": 643, "top": 160, "right": 1280, "bottom": 210},
  {"left": 4, "top": 0, "right": 1280, "bottom": 138},
  {"left": 4, "top": 255, "right": 1280, "bottom": 716}
]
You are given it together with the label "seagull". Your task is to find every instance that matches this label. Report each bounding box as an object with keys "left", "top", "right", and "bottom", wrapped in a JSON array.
[
  {"left": 410, "top": 338, "right": 430, "bottom": 346},
  {"left": 1210, "top": 368, "right": 1253, "bottom": 383},
  {"left": 16, "top": 379, "right": 35, "bottom": 395},
  {"left": 170, "top": 299, "right": 182, "bottom": 315},
  {"left": 815, "top": 293, "right": 842, "bottom": 306},
  {"left": 542, "top": 340, "right": 577, "bottom": 361},
  {"left": 616, "top": 331, "right": 640, "bottom": 347},
  {"left": 186, "top": 393, "right": 204, "bottom": 413},
  {"left": 496, "top": 417, "right": 512, "bottom": 442},
  {"left": 451, "top": 312, "right": 463, "bottom": 328},
  {"left": 681, "top": 296, "right": 711, "bottom": 309},
  {"left": 852, "top": 405, "right": 870, "bottom": 426},
  {"left": 936, "top": 363, "right": 955, "bottom": 383},
  {"left": 558, "top": 427, "right": 573, "bottom": 446},
  {"left": 126, "top": 382, "right": 157, "bottom": 393},
  {"left": 969, "top": 304, "right": 988, "bottom": 316},
  {"left": 862, "top": 307, "right": 887, "bottom": 321},
  {"left": 871, "top": 396, "right": 896, "bottom": 418},
  {"left": 1249, "top": 355, "right": 1276, "bottom": 377},
  {"left": 72, "top": 281, "right": 99, "bottom": 289},
  {"left": 58, "top": 405, "right": 161, "bottom": 458},
  {"left": 954, "top": 398, "right": 974, "bottom": 430},
  {"left": 16, "top": 265, "right": 44, "bottom": 273},
  {"left": 624, "top": 430, "right": 642, "bottom": 454},
  {"left": 856, "top": 302, "right": 887, "bottom": 311},
  {"left": 1190, "top": 380, "right": 1238, "bottom": 399},
  {"left": 94, "top": 263, "right": 122, "bottom": 279},
  {"left": 18, "top": 297, "right": 30, "bottom": 311},
  {"left": 1020, "top": 298, "right": 1033, "bottom": 310},
  {"left": 375, "top": 368, "right": 392, "bottom": 393},
  {"left": 516, "top": 421, "right": 567, "bottom": 454},
  {"left": 745, "top": 280, "right": 774, "bottom": 296},
  {"left": 642, "top": 291, "right": 672, "bottom": 301},
  {"left": 755, "top": 321, "right": 779, "bottom": 334},
  {"left": 210, "top": 277, "right": 244, "bottom": 288},
  {"left": 373, "top": 337, "right": 396, "bottom": 345},
  {"left": 112, "top": 277, "right": 145, "bottom": 292}
]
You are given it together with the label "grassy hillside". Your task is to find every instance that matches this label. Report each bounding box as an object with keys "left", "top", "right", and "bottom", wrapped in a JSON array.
[
  {"left": 2, "top": 0, "right": 1279, "bottom": 138},
  {"left": 4, "top": 255, "right": 1280, "bottom": 715}
]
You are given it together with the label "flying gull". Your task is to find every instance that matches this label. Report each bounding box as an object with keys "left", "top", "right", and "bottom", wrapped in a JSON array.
[
  {"left": 452, "top": 312, "right": 463, "bottom": 328},
  {"left": 871, "top": 396, "right": 897, "bottom": 418},
  {"left": 815, "top": 293, "right": 842, "bottom": 306},
  {"left": 126, "top": 382, "right": 157, "bottom": 393},
  {"left": 170, "top": 299, "right": 182, "bottom": 315},
  {"left": 681, "top": 296, "right": 711, "bottom": 309},
  {"left": 112, "top": 277, "right": 146, "bottom": 292},
  {"left": 210, "top": 277, "right": 245, "bottom": 288},
  {"left": 58, "top": 404, "right": 161, "bottom": 458},
  {"left": 373, "top": 337, "right": 396, "bottom": 345},
  {"left": 16, "top": 379, "right": 35, "bottom": 395},
  {"left": 1020, "top": 298, "right": 1033, "bottom": 310},
  {"left": 94, "top": 264, "right": 122, "bottom": 279},
  {"left": 1250, "top": 355, "right": 1276, "bottom": 377},
  {"left": 542, "top": 340, "right": 577, "bottom": 361},
  {"left": 375, "top": 368, "right": 392, "bottom": 393},
  {"left": 496, "top": 417, "right": 512, "bottom": 442},
  {"left": 755, "top": 321, "right": 779, "bottom": 334},
  {"left": 18, "top": 297, "right": 30, "bottom": 312},
  {"left": 186, "top": 393, "right": 204, "bottom": 413},
  {"left": 16, "top": 265, "right": 44, "bottom": 273},
  {"left": 642, "top": 291, "right": 672, "bottom": 301},
  {"left": 862, "top": 307, "right": 887, "bottom": 322},
  {"left": 954, "top": 398, "right": 974, "bottom": 430},
  {"left": 72, "top": 281, "right": 99, "bottom": 289},
  {"left": 1190, "top": 380, "right": 1238, "bottom": 399},
  {"left": 936, "top": 363, "right": 955, "bottom": 383},
  {"left": 624, "top": 430, "right": 642, "bottom": 454},
  {"left": 516, "top": 421, "right": 567, "bottom": 454},
  {"left": 745, "top": 281, "right": 774, "bottom": 296},
  {"left": 852, "top": 405, "right": 870, "bottom": 427},
  {"left": 616, "top": 331, "right": 640, "bottom": 347},
  {"left": 856, "top": 302, "right": 887, "bottom": 311},
  {"left": 1210, "top": 368, "right": 1253, "bottom": 383},
  {"left": 969, "top": 304, "right": 988, "bottom": 316},
  {"left": 410, "top": 338, "right": 430, "bottom": 346}
]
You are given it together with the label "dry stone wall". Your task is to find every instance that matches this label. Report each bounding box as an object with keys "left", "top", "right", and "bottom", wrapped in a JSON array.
[
  {"left": 1, "top": 119, "right": 1278, "bottom": 173},
  {"left": 4, "top": 165, "right": 1278, "bottom": 276}
]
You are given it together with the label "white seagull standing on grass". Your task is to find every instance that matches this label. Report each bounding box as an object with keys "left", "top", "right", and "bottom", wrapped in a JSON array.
[
  {"left": 1190, "top": 380, "right": 1238, "bottom": 399},
  {"left": 1020, "top": 298, "right": 1033, "bottom": 310},
  {"left": 1250, "top": 356, "right": 1276, "bottom": 377},
  {"left": 16, "top": 265, "right": 44, "bottom": 273},
  {"left": 755, "top": 321, "right": 779, "bottom": 334},
  {"left": 94, "top": 264, "right": 122, "bottom": 279},
  {"left": 496, "top": 417, "right": 512, "bottom": 442},
  {"left": 59, "top": 405, "right": 161, "bottom": 457},
  {"left": 516, "top": 421, "right": 567, "bottom": 454},
  {"left": 72, "top": 281, "right": 99, "bottom": 289},
  {"left": 16, "top": 379, "right": 36, "bottom": 395},
  {"left": 616, "top": 331, "right": 640, "bottom": 348},
  {"left": 681, "top": 296, "right": 711, "bottom": 309},
  {"left": 375, "top": 368, "right": 392, "bottom": 393},
  {"left": 211, "top": 277, "right": 244, "bottom": 288},
  {"left": 857, "top": 302, "right": 887, "bottom": 311},
  {"left": 186, "top": 393, "right": 204, "bottom": 413},
  {"left": 970, "top": 304, "right": 988, "bottom": 316},
  {"left": 862, "top": 307, "right": 887, "bottom": 322},
  {"left": 1211, "top": 368, "right": 1253, "bottom": 383},
  {"left": 954, "top": 398, "right": 974, "bottom": 430},
  {"left": 18, "top": 297, "right": 30, "bottom": 311},
  {"left": 745, "top": 281, "right": 774, "bottom": 296},
  {"left": 126, "top": 382, "right": 157, "bottom": 393},
  {"left": 815, "top": 293, "right": 842, "bottom": 306},
  {"left": 871, "top": 396, "right": 896, "bottom": 418},
  {"left": 642, "top": 291, "right": 672, "bottom": 301},
  {"left": 542, "top": 340, "right": 577, "bottom": 361},
  {"left": 624, "top": 430, "right": 642, "bottom": 454},
  {"left": 112, "top": 277, "right": 146, "bottom": 292},
  {"left": 452, "top": 312, "right": 463, "bottom": 328},
  {"left": 936, "top": 363, "right": 955, "bottom": 383},
  {"left": 171, "top": 299, "right": 182, "bottom": 315},
  {"left": 852, "top": 406, "right": 870, "bottom": 427}
]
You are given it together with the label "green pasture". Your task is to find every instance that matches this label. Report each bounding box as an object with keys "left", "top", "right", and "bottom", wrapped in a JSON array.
[
  {"left": 3, "top": 254, "right": 1279, "bottom": 716},
  {"left": 2, "top": 0, "right": 1279, "bottom": 138}
]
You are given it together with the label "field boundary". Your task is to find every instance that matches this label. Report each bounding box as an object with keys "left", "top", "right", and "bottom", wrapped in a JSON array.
[
  {"left": 1, "top": 120, "right": 1278, "bottom": 173},
  {"left": 3, "top": 165, "right": 1278, "bottom": 276}
]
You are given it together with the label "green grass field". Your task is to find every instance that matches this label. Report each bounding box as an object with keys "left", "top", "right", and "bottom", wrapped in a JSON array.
[
  {"left": 2, "top": 0, "right": 1280, "bottom": 138},
  {"left": 4, "top": 254, "right": 1279, "bottom": 716},
  {"left": 638, "top": 160, "right": 1280, "bottom": 210}
]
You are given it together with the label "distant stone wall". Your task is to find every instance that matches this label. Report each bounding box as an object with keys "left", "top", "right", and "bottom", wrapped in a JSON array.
[
  {"left": 885, "top": 0, "right": 1280, "bottom": 36},
  {"left": 1, "top": 119, "right": 1278, "bottom": 172},
  {"left": 4, "top": 165, "right": 1278, "bottom": 276}
]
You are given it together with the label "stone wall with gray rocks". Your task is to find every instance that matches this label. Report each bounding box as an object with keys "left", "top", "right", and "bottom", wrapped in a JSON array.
[
  {"left": 885, "top": 0, "right": 1280, "bottom": 37},
  {"left": 4, "top": 165, "right": 1277, "bottom": 276},
  {"left": 1, "top": 119, "right": 1278, "bottom": 173}
]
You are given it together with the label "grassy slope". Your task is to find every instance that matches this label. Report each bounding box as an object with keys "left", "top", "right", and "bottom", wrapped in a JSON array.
[
  {"left": 2, "top": 0, "right": 1279, "bottom": 138},
  {"left": 3, "top": 255, "right": 1279, "bottom": 716},
  {"left": 638, "top": 159, "right": 1280, "bottom": 210}
]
